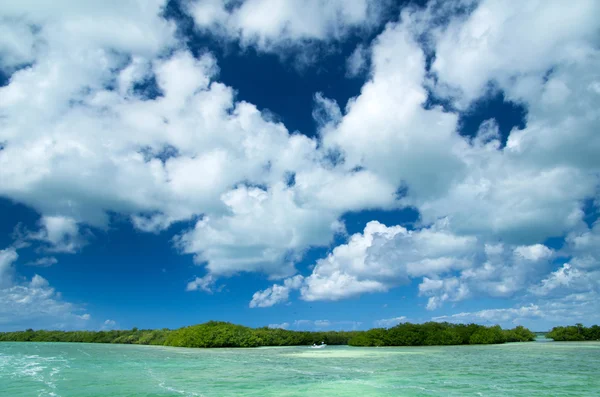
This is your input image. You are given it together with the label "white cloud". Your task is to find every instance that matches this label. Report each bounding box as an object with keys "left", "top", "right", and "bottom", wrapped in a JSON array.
[
  {"left": 431, "top": 304, "right": 544, "bottom": 325},
  {"left": 249, "top": 275, "right": 303, "bottom": 308},
  {"left": 0, "top": 20, "right": 37, "bottom": 69},
  {"left": 420, "top": 243, "right": 554, "bottom": 310},
  {"left": 429, "top": 0, "right": 600, "bottom": 107},
  {"left": 530, "top": 221, "right": 600, "bottom": 298},
  {"left": 530, "top": 264, "right": 597, "bottom": 297},
  {"left": 346, "top": 44, "right": 369, "bottom": 77},
  {"left": 321, "top": 19, "right": 465, "bottom": 203},
  {"left": 185, "top": 0, "right": 383, "bottom": 54},
  {"left": 432, "top": 294, "right": 600, "bottom": 330},
  {"left": 565, "top": 220, "right": 600, "bottom": 269},
  {"left": 28, "top": 216, "right": 87, "bottom": 253},
  {"left": 374, "top": 316, "right": 407, "bottom": 328},
  {"left": 249, "top": 218, "right": 555, "bottom": 307},
  {"left": 0, "top": 0, "right": 394, "bottom": 282},
  {"left": 292, "top": 319, "right": 361, "bottom": 330},
  {"left": 267, "top": 322, "right": 290, "bottom": 329},
  {"left": 101, "top": 319, "right": 118, "bottom": 330},
  {"left": 301, "top": 220, "right": 477, "bottom": 302},
  {"left": 318, "top": 1, "right": 600, "bottom": 247},
  {"left": 0, "top": 248, "right": 18, "bottom": 288},
  {"left": 514, "top": 244, "right": 553, "bottom": 262},
  {"left": 247, "top": 219, "right": 478, "bottom": 305},
  {"left": 186, "top": 274, "right": 217, "bottom": 293},
  {"left": 26, "top": 257, "right": 59, "bottom": 267},
  {"left": 0, "top": 247, "right": 90, "bottom": 331},
  {"left": 0, "top": 0, "right": 599, "bottom": 327},
  {"left": 419, "top": 277, "right": 470, "bottom": 310},
  {"left": 0, "top": 0, "right": 175, "bottom": 60}
]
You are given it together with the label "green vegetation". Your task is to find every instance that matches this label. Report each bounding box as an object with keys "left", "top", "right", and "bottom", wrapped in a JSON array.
[
  {"left": 546, "top": 324, "right": 600, "bottom": 341},
  {"left": 0, "top": 321, "right": 535, "bottom": 348},
  {"left": 347, "top": 323, "right": 535, "bottom": 346},
  {"left": 0, "top": 328, "right": 171, "bottom": 345}
]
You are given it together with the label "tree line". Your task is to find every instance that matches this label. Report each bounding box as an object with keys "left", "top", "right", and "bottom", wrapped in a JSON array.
[
  {"left": 347, "top": 322, "right": 535, "bottom": 346},
  {"left": 0, "top": 321, "right": 536, "bottom": 348},
  {"left": 546, "top": 324, "right": 600, "bottom": 341}
]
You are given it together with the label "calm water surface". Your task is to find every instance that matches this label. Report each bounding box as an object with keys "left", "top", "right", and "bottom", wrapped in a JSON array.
[{"left": 1, "top": 340, "right": 598, "bottom": 396}]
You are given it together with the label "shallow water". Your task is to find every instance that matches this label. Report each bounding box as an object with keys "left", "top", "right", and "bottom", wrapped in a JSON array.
[{"left": 1, "top": 341, "right": 598, "bottom": 396}]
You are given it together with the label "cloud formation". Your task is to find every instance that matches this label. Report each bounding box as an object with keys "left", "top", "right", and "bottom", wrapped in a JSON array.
[
  {"left": 0, "top": 248, "right": 90, "bottom": 331},
  {"left": 0, "top": 0, "right": 599, "bottom": 327},
  {"left": 185, "top": 0, "right": 384, "bottom": 54}
]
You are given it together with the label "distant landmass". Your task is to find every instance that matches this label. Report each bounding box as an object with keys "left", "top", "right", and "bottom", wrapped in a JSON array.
[
  {"left": 546, "top": 324, "right": 600, "bottom": 341},
  {"left": 0, "top": 321, "right": 541, "bottom": 347}
]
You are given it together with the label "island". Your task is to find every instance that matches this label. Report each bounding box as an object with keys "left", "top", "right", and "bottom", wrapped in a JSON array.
[
  {"left": 546, "top": 324, "right": 600, "bottom": 341},
  {"left": 0, "top": 321, "right": 536, "bottom": 347}
]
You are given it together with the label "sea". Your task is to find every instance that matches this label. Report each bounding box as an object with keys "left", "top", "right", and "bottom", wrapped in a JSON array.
[{"left": 1, "top": 339, "right": 598, "bottom": 396}]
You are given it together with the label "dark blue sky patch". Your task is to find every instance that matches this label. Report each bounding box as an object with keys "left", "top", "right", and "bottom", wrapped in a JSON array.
[
  {"left": 0, "top": 69, "right": 10, "bottom": 87},
  {"left": 139, "top": 144, "right": 179, "bottom": 163},
  {"left": 0, "top": 198, "right": 41, "bottom": 249},
  {"left": 132, "top": 75, "right": 164, "bottom": 100},
  {"left": 233, "top": 180, "right": 268, "bottom": 192},
  {"left": 162, "top": 0, "right": 399, "bottom": 137},
  {"left": 543, "top": 66, "right": 556, "bottom": 83},
  {"left": 458, "top": 90, "right": 527, "bottom": 147},
  {"left": 0, "top": 63, "right": 34, "bottom": 88},
  {"left": 422, "top": 81, "right": 458, "bottom": 113},
  {"left": 284, "top": 172, "right": 296, "bottom": 187},
  {"left": 321, "top": 147, "right": 345, "bottom": 168},
  {"left": 341, "top": 207, "right": 420, "bottom": 235},
  {"left": 394, "top": 183, "right": 410, "bottom": 200},
  {"left": 581, "top": 198, "right": 599, "bottom": 229}
]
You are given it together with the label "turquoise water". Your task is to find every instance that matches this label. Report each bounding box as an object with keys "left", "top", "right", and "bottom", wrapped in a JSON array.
[{"left": 1, "top": 341, "right": 599, "bottom": 396}]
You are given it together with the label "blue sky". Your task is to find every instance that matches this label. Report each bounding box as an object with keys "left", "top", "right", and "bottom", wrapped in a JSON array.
[{"left": 1, "top": 0, "right": 599, "bottom": 332}]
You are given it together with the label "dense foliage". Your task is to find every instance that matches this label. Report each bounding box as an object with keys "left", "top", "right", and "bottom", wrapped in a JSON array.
[
  {"left": 546, "top": 324, "right": 600, "bottom": 341},
  {"left": 0, "top": 328, "right": 171, "bottom": 345},
  {"left": 348, "top": 323, "right": 535, "bottom": 346},
  {"left": 0, "top": 321, "right": 535, "bottom": 348},
  {"left": 163, "top": 322, "right": 360, "bottom": 348}
]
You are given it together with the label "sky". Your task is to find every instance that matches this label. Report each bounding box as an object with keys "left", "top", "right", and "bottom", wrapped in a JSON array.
[{"left": 0, "top": 0, "right": 599, "bottom": 333}]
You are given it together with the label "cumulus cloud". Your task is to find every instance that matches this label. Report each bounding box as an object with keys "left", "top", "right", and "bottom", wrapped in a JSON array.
[
  {"left": 26, "top": 257, "right": 59, "bottom": 267},
  {"left": 28, "top": 216, "right": 87, "bottom": 253},
  {"left": 346, "top": 44, "right": 369, "bottom": 77},
  {"left": 432, "top": 294, "right": 600, "bottom": 330},
  {"left": 267, "top": 322, "right": 290, "bottom": 329},
  {"left": 429, "top": 0, "right": 600, "bottom": 107},
  {"left": 186, "top": 274, "right": 217, "bottom": 293},
  {"left": 0, "top": 247, "right": 91, "bottom": 331},
  {"left": 249, "top": 275, "right": 303, "bottom": 308},
  {"left": 250, "top": 223, "right": 554, "bottom": 309},
  {"left": 530, "top": 264, "right": 595, "bottom": 297},
  {"left": 1, "top": 0, "right": 600, "bottom": 327},
  {"left": 317, "top": 0, "right": 600, "bottom": 247},
  {"left": 374, "top": 316, "right": 407, "bottom": 328},
  {"left": 431, "top": 304, "right": 544, "bottom": 325},
  {"left": 292, "top": 319, "right": 361, "bottom": 331},
  {"left": 530, "top": 221, "right": 600, "bottom": 298},
  {"left": 420, "top": 243, "right": 554, "bottom": 310},
  {"left": 185, "top": 0, "right": 384, "bottom": 55},
  {"left": 101, "top": 319, "right": 118, "bottom": 330},
  {"left": 301, "top": 220, "right": 477, "bottom": 302},
  {"left": 0, "top": 1, "right": 394, "bottom": 283},
  {"left": 0, "top": 248, "right": 18, "bottom": 288}
]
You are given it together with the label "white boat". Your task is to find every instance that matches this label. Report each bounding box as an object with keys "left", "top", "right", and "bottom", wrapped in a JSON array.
[{"left": 309, "top": 342, "right": 327, "bottom": 349}]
